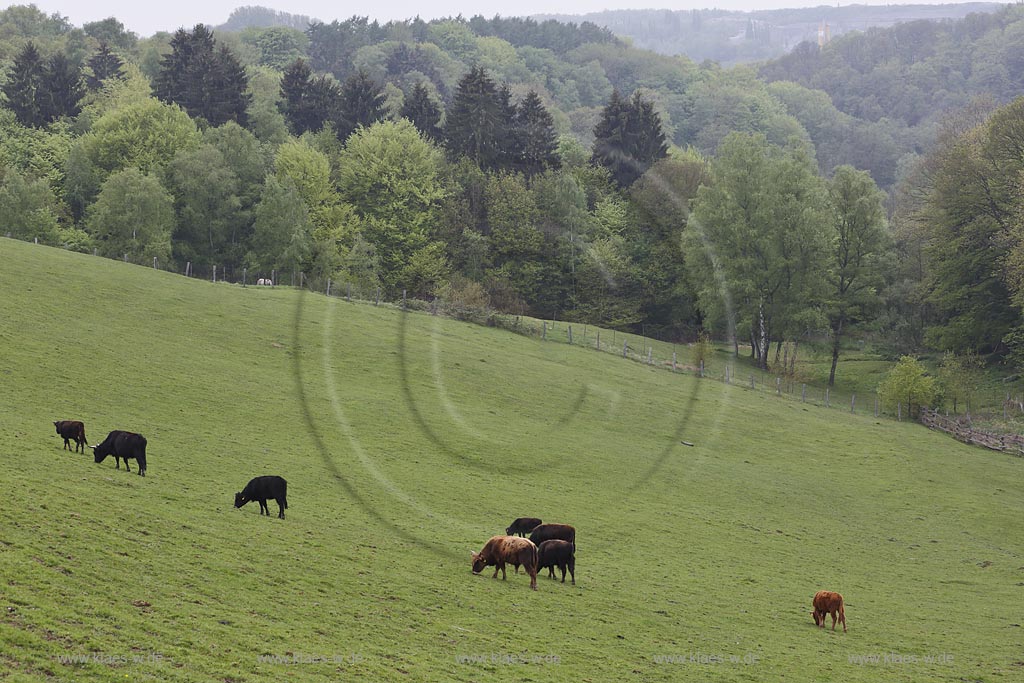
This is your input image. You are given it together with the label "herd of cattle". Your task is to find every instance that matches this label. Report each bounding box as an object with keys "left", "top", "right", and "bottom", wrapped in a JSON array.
[
  {"left": 53, "top": 420, "right": 286, "bottom": 517},
  {"left": 472, "top": 517, "right": 577, "bottom": 591},
  {"left": 54, "top": 421, "right": 846, "bottom": 628}
]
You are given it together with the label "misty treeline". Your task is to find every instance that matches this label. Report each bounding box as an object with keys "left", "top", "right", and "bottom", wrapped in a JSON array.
[{"left": 4, "top": 4, "right": 1024, "bottom": 374}]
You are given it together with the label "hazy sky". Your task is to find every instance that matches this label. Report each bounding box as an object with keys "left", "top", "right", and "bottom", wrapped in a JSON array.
[{"left": 12, "top": 1, "right": 1000, "bottom": 37}]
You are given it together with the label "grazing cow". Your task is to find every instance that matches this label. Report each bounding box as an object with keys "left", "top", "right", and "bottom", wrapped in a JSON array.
[
  {"left": 537, "top": 539, "right": 575, "bottom": 584},
  {"left": 529, "top": 523, "right": 576, "bottom": 550},
  {"left": 54, "top": 420, "right": 87, "bottom": 453},
  {"left": 811, "top": 590, "right": 847, "bottom": 632},
  {"left": 505, "top": 517, "right": 542, "bottom": 537},
  {"left": 256, "top": 278, "right": 272, "bottom": 286},
  {"left": 471, "top": 535, "right": 538, "bottom": 590},
  {"left": 91, "top": 430, "right": 147, "bottom": 476},
  {"left": 234, "top": 476, "right": 288, "bottom": 519}
]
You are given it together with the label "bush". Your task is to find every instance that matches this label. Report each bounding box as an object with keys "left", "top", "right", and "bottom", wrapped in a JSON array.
[
  {"left": 878, "top": 356, "right": 938, "bottom": 418},
  {"left": 691, "top": 331, "right": 714, "bottom": 370}
]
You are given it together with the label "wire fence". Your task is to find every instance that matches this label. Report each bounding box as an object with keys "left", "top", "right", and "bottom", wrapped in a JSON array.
[{"left": 39, "top": 244, "right": 1024, "bottom": 441}]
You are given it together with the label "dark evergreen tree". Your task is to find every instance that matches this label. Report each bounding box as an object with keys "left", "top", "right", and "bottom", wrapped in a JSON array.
[
  {"left": 41, "top": 53, "right": 85, "bottom": 121},
  {"left": 444, "top": 66, "right": 504, "bottom": 171},
  {"left": 332, "top": 70, "right": 385, "bottom": 141},
  {"left": 2, "top": 42, "right": 45, "bottom": 127},
  {"left": 515, "top": 90, "right": 560, "bottom": 177},
  {"left": 400, "top": 81, "right": 442, "bottom": 140},
  {"left": 592, "top": 90, "right": 668, "bottom": 188},
  {"left": 86, "top": 41, "right": 125, "bottom": 90},
  {"left": 496, "top": 83, "right": 521, "bottom": 171},
  {"left": 591, "top": 90, "right": 630, "bottom": 185},
  {"left": 207, "top": 46, "right": 251, "bottom": 127},
  {"left": 153, "top": 24, "right": 249, "bottom": 126}
]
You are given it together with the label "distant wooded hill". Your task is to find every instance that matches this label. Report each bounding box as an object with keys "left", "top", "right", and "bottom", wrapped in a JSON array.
[{"left": 536, "top": 3, "right": 1005, "bottom": 64}]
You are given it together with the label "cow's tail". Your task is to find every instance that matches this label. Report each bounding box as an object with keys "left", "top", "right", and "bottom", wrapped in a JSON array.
[
  {"left": 528, "top": 542, "right": 539, "bottom": 576},
  {"left": 80, "top": 424, "right": 87, "bottom": 446},
  {"left": 838, "top": 597, "right": 845, "bottom": 622},
  {"left": 283, "top": 481, "right": 288, "bottom": 509}
]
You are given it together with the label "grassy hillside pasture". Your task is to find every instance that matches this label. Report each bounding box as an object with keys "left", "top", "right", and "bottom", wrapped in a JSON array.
[{"left": 1, "top": 238, "right": 1021, "bottom": 682}]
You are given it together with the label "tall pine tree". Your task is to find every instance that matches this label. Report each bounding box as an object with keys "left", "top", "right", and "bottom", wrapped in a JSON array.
[
  {"left": 86, "top": 41, "right": 125, "bottom": 90},
  {"left": 3, "top": 42, "right": 45, "bottom": 127},
  {"left": 515, "top": 90, "right": 560, "bottom": 177},
  {"left": 41, "top": 53, "right": 85, "bottom": 122},
  {"left": 153, "top": 25, "right": 250, "bottom": 126},
  {"left": 400, "top": 81, "right": 442, "bottom": 140},
  {"left": 444, "top": 66, "right": 504, "bottom": 171},
  {"left": 332, "top": 70, "right": 385, "bottom": 141},
  {"left": 592, "top": 90, "right": 668, "bottom": 188}
]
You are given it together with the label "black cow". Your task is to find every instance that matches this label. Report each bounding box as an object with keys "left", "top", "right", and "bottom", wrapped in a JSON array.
[
  {"left": 54, "top": 420, "right": 87, "bottom": 453},
  {"left": 234, "top": 476, "right": 288, "bottom": 519},
  {"left": 91, "top": 430, "right": 147, "bottom": 476},
  {"left": 537, "top": 539, "right": 575, "bottom": 584},
  {"left": 529, "top": 523, "right": 576, "bottom": 550},
  {"left": 505, "top": 517, "right": 542, "bottom": 537}
]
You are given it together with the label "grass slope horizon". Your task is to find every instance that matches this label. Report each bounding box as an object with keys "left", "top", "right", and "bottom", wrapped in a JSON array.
[{"left": 1, "top": 238, "right": 1021, "bottom": 682}]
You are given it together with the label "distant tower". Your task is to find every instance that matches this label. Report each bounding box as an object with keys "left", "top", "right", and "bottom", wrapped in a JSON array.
[{"left": 817, "top": 21, "right": 831, "bottom": 47}]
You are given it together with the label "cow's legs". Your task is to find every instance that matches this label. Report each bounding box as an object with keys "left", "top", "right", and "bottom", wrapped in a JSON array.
[
  {"left": 276, "top": 499, "right": 285, "bottom": 519},
  {"left": 258, "top": 500, "right": 269, "bottom": 515},
  {"left": 496, "top": 562, "right": 507, "bottom": 580},
  {"left": 831, "top": 612, "right": 837, "bottom": 631}
]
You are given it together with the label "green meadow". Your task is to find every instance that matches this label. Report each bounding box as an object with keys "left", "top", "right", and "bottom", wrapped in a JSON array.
[{"left": 1, "top": 237, "right": 1022, "bottom": 682}]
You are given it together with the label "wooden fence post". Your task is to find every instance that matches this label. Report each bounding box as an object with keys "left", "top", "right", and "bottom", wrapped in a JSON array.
[
  {"left": 825, "top": 387, "right": 830, "bottom": 408},
  {"left": 647, "top": 347, "right": 652, "bottom": 364},
  {"left": 596, "top": 330, "right": 600, "bottom": 351},
  {"left": 327, "top": 279, "right": 332, "bottom": 296},
  {"left": 153, "top": 256, "right": 158, "bottom": 269},
  {"left": 568, "top": 325, "right": 573, "bottom": 345},
  {"left": 851, "top": 395, "right": 856, "bottom": 413},
  {"left": 623, "top": 340, "right": 628, "bottom": 358},
  {"left": 271, "top": 269, "right": 275, "bottom": 287},
  {"left": 402, "top": 289, "right": 406, "bottom": 309},
  {"left": 776, "top": 377, "right": 781, "bottom": 395},
  {"left": 213, "top": 265, "right": 216, "bottom": 282},
  {"left": 801, "top": 384, "right": 806, "bottom": 402},
  {"left": 672, "top": 351, "right": 677, "bottom": 371},
  {"left": 543, "top": 321, "right": 547, "bottom": 340},
  {"left": 750, "top": 375, "right": 755, "bottom": 390},
  {"left": 375, "top": 287, "right": 380, "bottom": 306},
  {"left": 123, "top": 253, "right": 128, "bottom": 263},
  {"left": 242, "top": 267, "right": 247, "bottom": 286},
  {"left": 347, "top": 282, "right": 352, "bottom": 301},
  {"left": 725, "top": 365, "right": 730, "bottom": 384},
  {"left": 898, "top": 402, "right": 902, "bottom": 421}
]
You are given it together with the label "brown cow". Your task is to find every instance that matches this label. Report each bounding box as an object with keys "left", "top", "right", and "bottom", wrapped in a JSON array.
[
  {"left": 54, "top": 420, "right": 87, "bottom": 453},
  {"left": 471, "top": 536, "right": 538, "bottom": 590},
  {"left": 811, "top": 590, "right": 847, "bottom": 632},
  {"left": 537, "top": 539, "right": 575, "bottom": 584}
]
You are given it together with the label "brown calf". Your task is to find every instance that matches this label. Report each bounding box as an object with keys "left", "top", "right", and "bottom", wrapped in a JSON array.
[
  {"left": 54, "top": 420, "right": 88, "bottom": 453},
  {"left": 811, "top": 590, "right": 847, "bottom": 632},
  {"left": 471, "top": 536, "right": 538, "bottom": 590}
]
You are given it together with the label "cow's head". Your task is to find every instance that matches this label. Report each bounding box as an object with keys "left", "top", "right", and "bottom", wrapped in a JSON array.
[
  {"left": 504, "top": 525, "right": 514, "bottom": 535},
  {"left": 811, "top": 610, "right": 822, "bottom": 626},
  {"left": 53, "top": 421, "right": 59, "bottom": 432},
  {"left": 470, "top": 551, "right": 487, "bottom": 574},
  {"left": 91, "top": 445, "right": 107, "bottom": 463},
  {"left": 234, "top": 492, "right": 248, "bottom": 508}
]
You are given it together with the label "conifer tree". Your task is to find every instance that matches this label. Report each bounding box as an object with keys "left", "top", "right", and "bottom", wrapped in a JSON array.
[
  {"left": 2, "top": 42, "right": 45, "bottom": 127},
  {"left": 400, "top": 81, "right": 442, "bottom": 140},
  {"left": 592, "top": 90, "right": 668, "bottom": 188},
  {"left": 153, "top": 25, "right": 249, "bottom": 126},
  {"left": 516, "top": 90, "right": 560, "bottom": 177},
  {"left": 86, "top": 42, "right": 125, "bottom": 90},
  {"left": 444, "top": 66, "right": 504, "bottom": 170},
  {"left": 41, "top": 53, "right": 85, "bottom": 122},
  {"left": 332, "top": 70, "right": 385, "bottom": 141}
]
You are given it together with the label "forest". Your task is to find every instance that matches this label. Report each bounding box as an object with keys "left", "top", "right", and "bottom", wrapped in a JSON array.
[{"left": 4, "top": 3, "right": 1024, "bottom": 375}]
